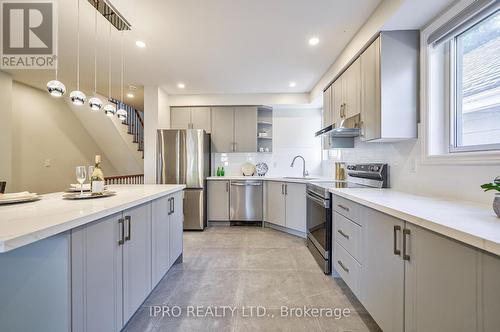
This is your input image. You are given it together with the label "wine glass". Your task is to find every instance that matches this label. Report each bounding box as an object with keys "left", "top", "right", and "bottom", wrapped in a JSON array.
[{"left": 76, "top": 166, "right": 87, "bottom": 197}]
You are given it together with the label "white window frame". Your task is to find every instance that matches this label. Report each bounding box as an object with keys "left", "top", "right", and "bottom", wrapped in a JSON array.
[{"left": 421, "top": 0, "right": 500, "bottom": 165}]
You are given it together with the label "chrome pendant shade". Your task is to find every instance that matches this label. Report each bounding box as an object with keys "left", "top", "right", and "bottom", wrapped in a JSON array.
[
  {"left": 116, "top": 108, "right": 127, "bottom": 120},
  {"left": 89, "top": 97, "right": 103, "bottom": 111},
  {"left": 47, "top": 80, "right": 66, "bottom": 97},
  {"left": 70, "top": 90, "right": 86, "bottom": 105},
  {"left": 103, "top": 103, "right": 116, "bottom": 116}
]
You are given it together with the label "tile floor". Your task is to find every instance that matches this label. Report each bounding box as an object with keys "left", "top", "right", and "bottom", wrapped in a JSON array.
[{"left": 124, "top": 225, "right": 381, "bottom": 332}]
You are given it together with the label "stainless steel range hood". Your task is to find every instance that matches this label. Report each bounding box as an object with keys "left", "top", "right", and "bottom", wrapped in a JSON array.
[{"left": 315, "top": 115, "right": 360, "bottom": 148}]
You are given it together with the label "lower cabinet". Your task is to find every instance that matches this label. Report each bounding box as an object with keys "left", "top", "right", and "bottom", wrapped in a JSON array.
[
  {"left": 332, "top": 194, "right": 500, "bottom": 332},
  {"left": 71, "top": 192, "right": 184, "bottom": 332},
  {"left": 207, "top": 180, "right": 230, "bottom": 221},
  {"left": 266, "top": 181, "right": 306, "bottom": 233}
]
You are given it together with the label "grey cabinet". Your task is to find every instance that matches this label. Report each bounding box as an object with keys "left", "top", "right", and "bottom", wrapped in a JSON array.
[
  {"left": 266, "top": 182, "right": 306, "bottom": 233},
  {"left": 360, "top": 207, "right": 404, "bottom": 332},
  {"left": 211, "top": 107, "right": 235, "bottom": 152},
  {"left": 71, "top": 213, "right": 124, "bottom": 332},
  {"left": 404, "top": 224, "right": 479, "bottom": 332},
  {"left": 122, "top": 203, "right": 152, "bottom": 322},
  {"left": 480, "top": 252, "right": 500, "bottom": 331},
  {"left": 234, "top": 107, "right": 257, "bottom": 152},
  {"left": 169, "top": 191, "right": 184, "bottom": 264},
  {"left": 171, "top": 107, "right": 211, "bottom": 133},
  {"left": 208, "top": 180, "right": 230, "bottom": 221},
  {"left": 211, "top": 106, "right": 257, "bottom": 152},
  {"left": 332, "top": 78, "right": 343, "bottom": 128},
  {"left": 360, "top": 31, "right": 418, "bottom": 141},
  {"left": 343, "top": 57, "right": 361, "bottom": 119},
  {"left": 152, "top": 196, "right": 171, "bottom": 286},
  {"left": 266, "top": 181, "right": 286, "bottom": 227},
  {"left": 71, "top": 194, "right": 184, "bottom": 332},
  {"left": 284, "top": 182, "right": 306, "bottom": 232}
]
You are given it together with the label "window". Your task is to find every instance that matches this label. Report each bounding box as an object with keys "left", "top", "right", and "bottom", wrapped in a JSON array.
[{"left": 451, "top": 9, "right": 500, "bottom": 152}]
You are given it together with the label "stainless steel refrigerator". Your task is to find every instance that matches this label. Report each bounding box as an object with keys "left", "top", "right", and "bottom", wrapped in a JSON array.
[{"left": 157, "top": 129, "right": 210, "bottom": 230}]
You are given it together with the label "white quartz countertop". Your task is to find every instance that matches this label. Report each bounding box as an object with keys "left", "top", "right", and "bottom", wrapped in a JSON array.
[
  {"left": 0, "top": 184, "right": 185, "bottom": 253},
  {"left": 206, "top": 176, "right": 329, "bottom": 184},
  {"left": 324, "top": 186, "right": 500, "bottom": 256}
]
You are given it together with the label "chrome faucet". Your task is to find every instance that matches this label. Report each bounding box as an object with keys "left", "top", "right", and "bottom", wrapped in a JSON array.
[{"left": 290, "top": 155, "right": 309, "bottom": 177}]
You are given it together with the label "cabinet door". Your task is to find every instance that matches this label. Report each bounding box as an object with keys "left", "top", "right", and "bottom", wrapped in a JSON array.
[
  {"left": 234, "top": 107, "right": 257, "bottom": 152},
  {"left": 323, "top": 86, "right": 332, "bottom": 128},
  {"left": 151, "top": 196, "right": 170, "bottom": 287},
  {"left": 207, "top": 180, "right": 230, "bottom": 221},
  {"left": 169, "top": 191, "right": 184, "bottom": 265},
  {"left": 481, "top": 252, "right": 500, "bottom": 331},
  {"left": 123, "top": 203, "right": 152, "bottom": 323},
  {"left": 191, "top": 107, "right": 212, "bottom": 133},
  {"left": 343, "top": 57, "right": 361, "bottom": 118},
  {"left": 360, "top": 207, "right": 404, "bottom": 332},
  {"left": 266, "top": 181, "right": 286, "bottom": 227},
  {"left": 211, "top": 107, "right": 234, "bottom": 152},
  {"left": 171, "top": 107, "right": 191, "bottom": 129},
  {"left": 71, "top": 213, "right": 123, "bottom": 332},
  {"left": 332, "top": 78, "right": 343, "bottom": 128},
  {"left": 404, "top": 224, "right": 479, "bottom": 332},
  {"left": 360, "top": 37, "right": 381, "bottom": 141},
  {"left": 284, "top": 183, "right": 306, "bottom": 233}
]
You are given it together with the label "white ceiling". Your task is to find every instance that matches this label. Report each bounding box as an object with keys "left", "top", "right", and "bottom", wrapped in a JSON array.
[{"left": 6, "top": 0, "right": 382, "bottom": 109}]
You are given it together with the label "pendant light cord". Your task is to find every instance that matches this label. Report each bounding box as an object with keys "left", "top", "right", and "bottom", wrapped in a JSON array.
[
  {"left": 94, "top": 9, "right": 97, "bottom": 94},
  {"left": 121, "top": 30, "right": 124, "bottom": 102},
  {"left": 108, "top": 23, "right": 111, "bottom": 99},
  {"left": 76, "top": 0, "right": 80, "bottom": 90}
]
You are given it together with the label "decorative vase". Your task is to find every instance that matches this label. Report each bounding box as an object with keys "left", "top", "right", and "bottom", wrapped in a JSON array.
[{"left": 494, "top": 194, "right": 500, "bottom": 218}]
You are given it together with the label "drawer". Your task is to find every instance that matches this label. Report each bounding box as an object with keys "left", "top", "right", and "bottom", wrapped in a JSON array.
[
  {"left": 333, "top": 195, "right": 361, "bottom": 223},
  {"left": 334, "top": 212, "right": 362, "bottom": 263},
  {"left": 334, "top": 241, "right": 361, "bottom": 298}
]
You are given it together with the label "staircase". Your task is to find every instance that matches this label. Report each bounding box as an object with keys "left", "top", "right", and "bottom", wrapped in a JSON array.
[{"left": 115, "top": 100, "right": 144, "bottom": 158}]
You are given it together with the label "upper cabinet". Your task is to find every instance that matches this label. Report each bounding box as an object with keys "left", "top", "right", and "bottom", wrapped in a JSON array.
[
  {"left": 321, "top": 30, "right": 418, "bottom": 143},
  {"left": 211, "top": 106, "right": 257, "bottom": 153},
  {"left": 360, "top": 31, "right": 419, "bottom": 141},
  {"left": 170, "top": 107, "right": 211, "bottom": 133}
]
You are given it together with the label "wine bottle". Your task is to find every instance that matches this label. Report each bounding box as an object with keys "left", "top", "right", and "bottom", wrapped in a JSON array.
[{"left": 90, "top": 155, "right": 105, "bottom": 194}]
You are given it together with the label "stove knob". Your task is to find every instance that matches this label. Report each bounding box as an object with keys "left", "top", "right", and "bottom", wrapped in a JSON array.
[{"left": 373, "top": 166, "right": 380, "bottom": 172}]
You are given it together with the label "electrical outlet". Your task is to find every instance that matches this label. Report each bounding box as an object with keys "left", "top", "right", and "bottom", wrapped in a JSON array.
[{"left": 44, "top": 159, "right": 51, "bottom": 167}]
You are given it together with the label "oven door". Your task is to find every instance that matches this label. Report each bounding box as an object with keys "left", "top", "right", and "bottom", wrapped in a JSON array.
[{"left": 306, "top": 189, "right": 332, "bottom": 274}]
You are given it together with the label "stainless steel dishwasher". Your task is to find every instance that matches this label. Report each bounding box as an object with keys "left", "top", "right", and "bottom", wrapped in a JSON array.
[{"left": 229, "top": 180, "right": 263, "bottom": 222}]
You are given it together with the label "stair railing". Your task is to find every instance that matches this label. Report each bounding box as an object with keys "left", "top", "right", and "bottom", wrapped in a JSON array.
[
  {"left": 114, "top": 100, "right": 144, "bottom": 158},
  {"left": 105, "top": 174, "right": 144, "bottom": 185}
]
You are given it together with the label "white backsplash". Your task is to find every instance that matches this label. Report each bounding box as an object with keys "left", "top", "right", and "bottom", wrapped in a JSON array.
[{"left": 322, "top": 126, "right": 499, "bottom": 204}]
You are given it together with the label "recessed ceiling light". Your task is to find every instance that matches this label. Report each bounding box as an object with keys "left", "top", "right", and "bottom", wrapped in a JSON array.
[
  {"left": 308, "top": 37, "right": 320, "bottom": 46},
  {"left": 289, "top": 82, "right": 297, "bottom": 88},
  {"left": 126, "top": 93, "right": 134, "bottom": 98},
  {"left": 135, "top": 40, "right": 146, "bottom": 48},
  {"left": 177, "top": 83, "right": 185, "bottom": 89}
]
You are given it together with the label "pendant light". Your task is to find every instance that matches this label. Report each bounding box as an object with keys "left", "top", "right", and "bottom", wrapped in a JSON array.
[
  {"left": 46, "top": 2, "right": 65, "bottom": 97},
  {"left": 88, "top": 9, "right": 102, "bottom": 111},
  {"left": 116, "top": 31, "right": 127, "bottom": 121},
  {"left": 103, "top": 22, "right": 116, "bottom": 116},
  {"left": 70, "top": 0, "right": 86, "bottom": 105}
]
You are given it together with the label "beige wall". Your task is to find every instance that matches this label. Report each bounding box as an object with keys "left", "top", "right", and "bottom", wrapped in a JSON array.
[{"left": 10, "top": 82, "right": 117, "bottom": 194}]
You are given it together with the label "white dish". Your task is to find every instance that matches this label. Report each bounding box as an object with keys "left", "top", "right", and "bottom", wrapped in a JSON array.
[
  {"left": 0, "top": 192, "right": 40, "bottom": 205},
  {"left": 241, "top": 162, "right": 256, "bottom": 176},
  {"left": 63, "top": 191, "right": 116, "bottom": 200}
]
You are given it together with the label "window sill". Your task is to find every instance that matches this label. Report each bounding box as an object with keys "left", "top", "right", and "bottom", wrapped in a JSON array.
[{"left": 422, "top": 150, "right": 500, "bottom": 165}]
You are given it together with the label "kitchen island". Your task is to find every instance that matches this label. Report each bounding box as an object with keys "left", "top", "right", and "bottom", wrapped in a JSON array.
[{"left": 0, "top": 184, "right": 185, "bottom": 332}]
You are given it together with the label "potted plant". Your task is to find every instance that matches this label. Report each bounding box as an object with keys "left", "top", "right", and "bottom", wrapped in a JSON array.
[{"left": 481, "top": 176, "right": 500, "bottom": 217}]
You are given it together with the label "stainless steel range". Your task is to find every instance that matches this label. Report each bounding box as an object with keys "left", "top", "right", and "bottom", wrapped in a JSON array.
[{"left": 306, "top": 163, "right": 388, "bottom": 274}]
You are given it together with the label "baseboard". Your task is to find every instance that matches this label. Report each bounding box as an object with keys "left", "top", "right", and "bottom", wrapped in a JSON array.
[{"left": 264, "top": 222, "right": 307, "bottom": 239}]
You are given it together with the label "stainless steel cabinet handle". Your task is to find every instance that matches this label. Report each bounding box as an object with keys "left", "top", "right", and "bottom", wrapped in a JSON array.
[
  {"left": 403, "top": 229, "right": 411, "bottom": 261},
  {"left": 306, "top": 192, "right": 329, "bottom": 208},
  {"left": 169, "top": 197, "right": 174, "bottom": 215},
  {"left": 285, "top": 184, "right": 288, "bottom": 195},
  {"left": 337, "top": 229, "right": 350, "bottom": 240},
  {"left": 337, "top": 260, "right": 349, "bottom": 273},
  {"left": 393, "top": 225, "right": 401, "bottom": 256},
  {"left": 226, "top": 182, "right": 229, "bottom": 192},
  {"left": 125, "top": 216, "right": 131, "bottom": 241},
  {"left": 337, "top": 204, "right": 350, "bottom": 212},
  {"left": 281, "top": 184, "right": 284, "bottom": 195},
  {"left": 118, "top": 218, "right": 125, "bottom": 245},
  {"left": 172, "top": 197, "right": 175, "bottom": 214}
]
